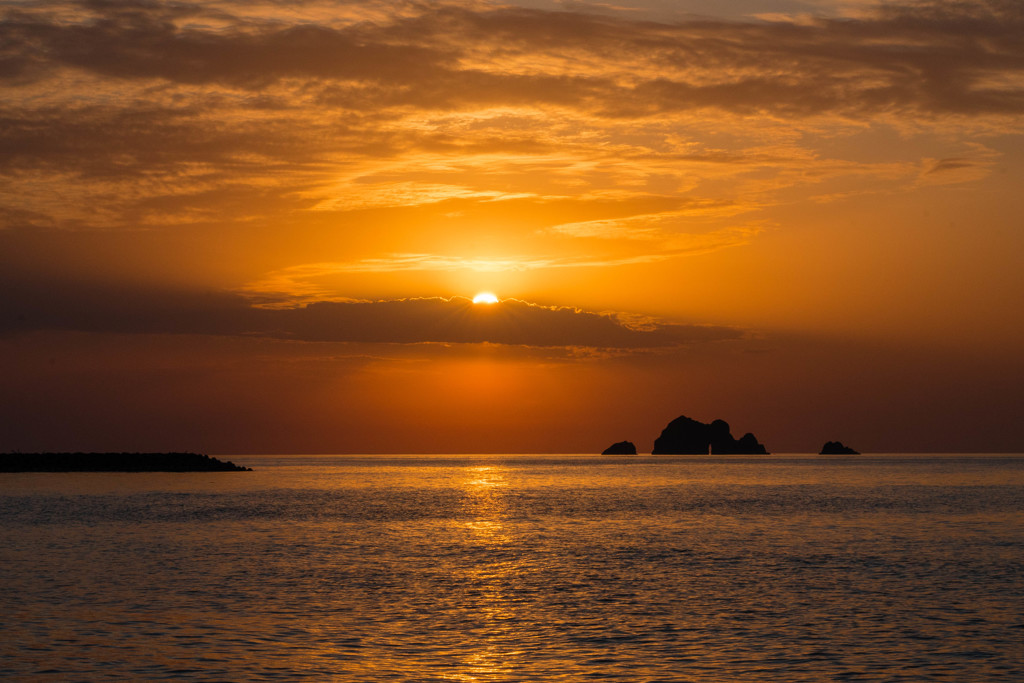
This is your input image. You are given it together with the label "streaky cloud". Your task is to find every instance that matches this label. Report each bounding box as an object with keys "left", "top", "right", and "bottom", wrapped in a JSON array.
[{"left": 239, "top": 236, "right": 762, "bottom": 305}]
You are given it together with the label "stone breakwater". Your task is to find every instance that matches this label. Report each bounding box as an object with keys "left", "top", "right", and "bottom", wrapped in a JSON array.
[{"left": 0, "top": 452, "right": 252, "bottom": 472}]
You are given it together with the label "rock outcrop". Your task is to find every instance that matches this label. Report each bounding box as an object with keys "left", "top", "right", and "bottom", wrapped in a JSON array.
[
  {"left": 820, "top": 441, "right": 859, "bottom": 455},
  {"left": 652, "top": 415, "right": 769, "bottom": 454},
  {"left": 0, "top": 452, "right": 252, "bottom": 472},
  {"left": 601, "top": 441, "right": 637, "bottom": 455}
]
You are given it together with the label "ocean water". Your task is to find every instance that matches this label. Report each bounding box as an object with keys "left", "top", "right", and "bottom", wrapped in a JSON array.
[{"left": 1, "top": 454, "right": 1023, "bottom": 681}]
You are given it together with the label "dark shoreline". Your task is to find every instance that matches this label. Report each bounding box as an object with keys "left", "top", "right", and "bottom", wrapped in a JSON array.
[{"left": 0, "top": 452, "right": 252, "bottom": 472}]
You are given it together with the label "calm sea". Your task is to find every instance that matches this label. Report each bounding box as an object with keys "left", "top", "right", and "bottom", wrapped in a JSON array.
[{"left": 2, "top": 454, "right": 1023, "bottom": 681}]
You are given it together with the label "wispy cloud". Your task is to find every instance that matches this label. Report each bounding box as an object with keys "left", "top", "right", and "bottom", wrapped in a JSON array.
[
  {"left": 302, "top": 182, "right": 537, "bottom": 212},
  {"left": 238, "top": 229, "right": 760, "bottom": 304},
  {"left": 917, "top": 145, "right": 1000, "bottom": 185},
  {"left": 548, "top": 205, "right": 754, "bottom": 239}
]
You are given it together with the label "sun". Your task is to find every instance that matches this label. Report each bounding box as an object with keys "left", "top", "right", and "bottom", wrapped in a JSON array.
[{"left": 472, "top": 292, "right": 499, "bottom": 304}]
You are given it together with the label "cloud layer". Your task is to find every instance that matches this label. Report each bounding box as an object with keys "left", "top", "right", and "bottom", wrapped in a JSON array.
[
  {"left": 0, "top": 277, "right": 740, "bottom": 348},
  {"left": 5, "top": 1, "right": 1022, "bottom": 116},
  {"left": 2, "top": 0, "right": 1019, "bottom": 239}
]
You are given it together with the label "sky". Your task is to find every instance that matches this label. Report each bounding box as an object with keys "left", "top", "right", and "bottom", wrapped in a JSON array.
[{"left": 2, "top": 0, "right": 1022, "bottom": 454}]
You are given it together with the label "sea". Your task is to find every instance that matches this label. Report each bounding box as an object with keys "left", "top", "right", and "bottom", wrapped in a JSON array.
[{"left": 1, "top": 454, "right": 1022, "bottom": 681}]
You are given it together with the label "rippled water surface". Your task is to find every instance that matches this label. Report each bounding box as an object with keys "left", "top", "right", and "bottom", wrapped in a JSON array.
[{"left": 2, "top": 454, "right": 1023, "bottom": 681}]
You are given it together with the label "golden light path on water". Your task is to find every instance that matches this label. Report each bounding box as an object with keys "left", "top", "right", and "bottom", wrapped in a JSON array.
[{"left": 457, "top": 465, "right": 516, "bottom": 681}]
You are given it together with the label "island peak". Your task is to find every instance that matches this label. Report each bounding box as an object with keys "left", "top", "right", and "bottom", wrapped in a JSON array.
[
  {"left": 820, "top": 441, "right": 860, "bottom": 455},
  {"left": 601, "top": 441, "right": 637, "bottom": 455},
  {"left": 652, "top": 415, "right": 769, "bottom": 454}
]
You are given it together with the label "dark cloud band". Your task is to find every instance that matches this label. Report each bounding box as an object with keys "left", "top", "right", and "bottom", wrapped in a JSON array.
[{"left": 0, "top": 279, "right": 740, "bottom": 349}]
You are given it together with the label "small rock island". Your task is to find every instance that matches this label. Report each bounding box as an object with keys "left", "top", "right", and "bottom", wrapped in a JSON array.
[
  {"left": 820, "top": 441, "right": 860, "bottom": 455},
  {"left": 0, "top": 452, "right": 252, "bottom": 472},
  {"left": 601, "top": 441, "right": 638, "bottom": 455},
  {"left": 652, "top": 415, "right": 769, "bottom": 454}
]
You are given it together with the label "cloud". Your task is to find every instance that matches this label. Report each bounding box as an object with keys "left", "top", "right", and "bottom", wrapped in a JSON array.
[
  {"left": 924, "top": 157, "right": 979, "bottom": 175},
  {"left": 548, "top": 204, "right": 752, "bottom": 239},
  {"left": 917, "top": 144, "right": 1000, "bottom": 185},
  {"left": 269, "top": 297, "right": 742, "bottom": 347},
  {"left": 0, "top": 0, "right": 1017, "bottom": 237},
  {"left": 238, "top": 231, "right": 762, "bottom": 305},
  {"left": 2, "top": 4, "right": 453, "bottom": 88},
  {"left": 303, "top": 182, "right": 535, "bottom": 212},
  {"left": 4, "top": 1, "right": 1023, "bottom": 118},
  {"left": 0, "top": 277, "right": 742, "bottom": 349}
]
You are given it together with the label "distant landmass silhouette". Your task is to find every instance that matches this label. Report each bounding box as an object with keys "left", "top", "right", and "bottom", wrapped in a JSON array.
[
  {"left": 0, "top": 452, "right": 252, "bottom": 472},
  {"left": 652, "top": 415, "right": 769, "bottom": 454},
  {"left": 820, "top": 441, "right": 860, "bottom": 455},
  {"left": 601, "top": 441, "right": 637, "bottom": 455}
]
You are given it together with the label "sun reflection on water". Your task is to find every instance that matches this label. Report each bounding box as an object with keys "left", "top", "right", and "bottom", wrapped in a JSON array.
[
  {"left": 461, "top": 465, "right": 511, "bottom": 542},
  {"left": 451, "top": 464, "right": 523, "bottom": 680},
  {"left": 455, "top": 644, "right": 514, "bottom": 681},
  {"left": 465, "top": 465, "right": 503, "bottom": 489}
]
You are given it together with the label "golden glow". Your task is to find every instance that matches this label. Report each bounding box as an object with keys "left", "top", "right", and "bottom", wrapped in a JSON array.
[
  {"left": 2, "top": 0, "right": 1022, "bottom": 455},
  {"left": 472, "top": 292, "right": 500, "bottom": 304}
]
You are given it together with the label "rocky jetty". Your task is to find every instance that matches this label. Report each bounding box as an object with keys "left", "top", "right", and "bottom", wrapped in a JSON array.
[
  {"left": 652, "top": 415, "right": 769, "bottom": 454},
  {"left": 0, "top": 452, "right": 252, "bottom": 472},
  {"left": 820, "top": 441, "right": 859, "bottom": 455},
  {"left": 601, "top": 441, "right": 637, "bottom": 455}
]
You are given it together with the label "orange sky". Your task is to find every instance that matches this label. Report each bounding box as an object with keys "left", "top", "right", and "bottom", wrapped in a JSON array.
[{"left": 2, "top": 0, "right": 1022, "bottom": 453}]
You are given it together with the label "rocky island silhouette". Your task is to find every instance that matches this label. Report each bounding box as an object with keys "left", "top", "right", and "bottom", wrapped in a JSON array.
[
  {"left": 601, "top": 415, "right": 871, "bottom": 455},
  {"left": 653, "top": 415, "right": 769, "bottom": 454},
  {"left": 601, "top": 441, "right": 638, "bottom": 455},
  {"left": 603, "top": 414, "right": 770, "bottom": 454},
  {"left": 820, "top": 441, "right": 860, "bottom": 455}
]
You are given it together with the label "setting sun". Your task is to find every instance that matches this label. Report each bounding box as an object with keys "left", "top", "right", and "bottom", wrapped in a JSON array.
[
  {"left": 472, "top": 292, "right": 499, "bottom": 304},
  {"left": 1, "top": 0, "right": 1022, "bottom": 455}
]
